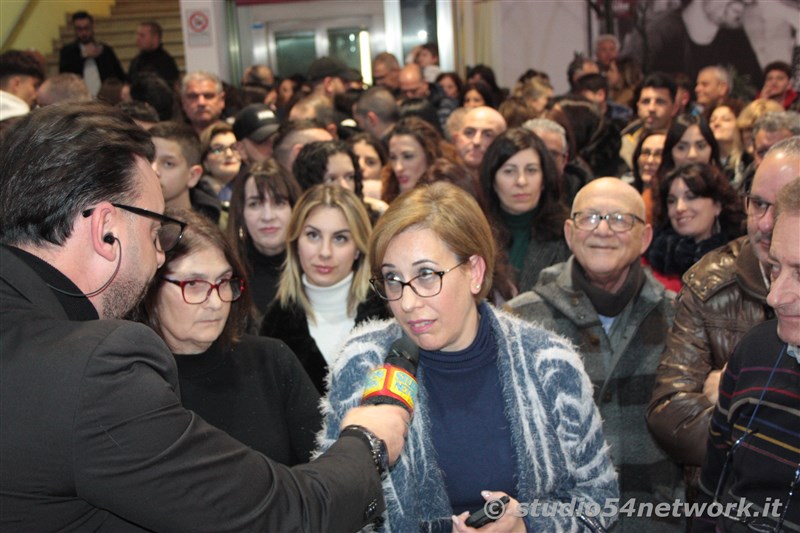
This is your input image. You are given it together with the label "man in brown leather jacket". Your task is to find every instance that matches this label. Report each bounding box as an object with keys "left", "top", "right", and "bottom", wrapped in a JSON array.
[{"left": 647, "top": 137, "right": 800, "bottom": 472}]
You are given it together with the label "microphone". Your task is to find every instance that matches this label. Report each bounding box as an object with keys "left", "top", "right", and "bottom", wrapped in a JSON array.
[{"left": 362, "top": 336, "right": 420, "bottom": 414}]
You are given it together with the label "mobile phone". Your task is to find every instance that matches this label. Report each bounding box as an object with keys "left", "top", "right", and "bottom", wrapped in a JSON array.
[{"left": 465, "top": 495, "right": 510, "bottom": 528}]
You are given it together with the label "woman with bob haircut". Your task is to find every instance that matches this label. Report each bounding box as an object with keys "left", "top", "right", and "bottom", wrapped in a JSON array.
[
  {"left": 227, "top": 159, "right": 302, "bottom": 315},
  {"left": 645, "top": 163, "right": 745, "bottom": 291},
  {"left": 135, "top": 208, "right": 322, "bottom": 465},
  {"left": 259, "top": 184, "right": 390, "bottom": 393},
  {"left": 479, "top": 127, "right": 570, "bottom": 293},
  {"left": 380, "top": 116, "right": 460, "bottom": 204},
  {"left": 316, "top": 181, "right": 618, "bottom": 532}
]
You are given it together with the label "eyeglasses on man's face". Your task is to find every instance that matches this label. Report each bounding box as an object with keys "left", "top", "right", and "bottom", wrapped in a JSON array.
[
  {"left": 160, "top": 277, "right": 245, "bottom": 304},
  {"left": 82, "top": 203, "right": 186, "bottom": 253},
  {"left": 571, "top": 211, "right": 645, "bottom": 233},
  {"left": 745, "top": 195, "right": 774, "bottom": 219},
  {"left": 370, "top": 260, "right": 468, "bottom": 301}
]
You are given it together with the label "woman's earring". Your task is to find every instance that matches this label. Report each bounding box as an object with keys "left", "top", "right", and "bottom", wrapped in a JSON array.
[{"left": 238, "top": 227, "right": 245, "bottom": 240}]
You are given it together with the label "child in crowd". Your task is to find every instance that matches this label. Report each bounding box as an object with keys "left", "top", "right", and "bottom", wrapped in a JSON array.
[{"left": 149, "top": 122, "right": 222, "bottom": 224}]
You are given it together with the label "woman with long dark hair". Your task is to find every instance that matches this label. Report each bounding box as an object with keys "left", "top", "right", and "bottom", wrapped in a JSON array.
[
  {"left": 227, "top": 159, "right": 302, "bottom": 315},
  {"left": 479, "top": 127, "right": 570, "bottom": 293},
  {"left": 380, "top": 116, "right": 460, "bottom": 204},
  {"left": 645, "top": 163, "right": 745, "bottom": 291}
]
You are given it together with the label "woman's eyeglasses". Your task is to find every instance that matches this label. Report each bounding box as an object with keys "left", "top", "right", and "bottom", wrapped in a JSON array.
[
  {"left": 161, "top": 277, "right": 245, "bottom": 304},
  {"left": 208, "top": 144, "right": 238, "bottom": 156},
  {"left": 370, "top": 260, "right": 468, "bottom": 301}
]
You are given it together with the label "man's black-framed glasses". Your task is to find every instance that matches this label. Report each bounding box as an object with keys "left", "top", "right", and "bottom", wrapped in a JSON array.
[
  {"left": 571, "top": 212, "right": 645, "bottom": 233},
  {"left": 161, "top": 277, "right": 245, "bottom": 305},
  {"left": 745, "top": 195, "right": 774, "bottom": 219},
  {"left": 83, "top": 203, "right": 186, "bottom": 253},
  {"left": 370, "top": 260, "right": 468, "bottom": 301}
]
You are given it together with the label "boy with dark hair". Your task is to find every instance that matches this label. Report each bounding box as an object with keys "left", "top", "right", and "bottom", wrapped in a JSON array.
[
  {"left": 0, "top": 50, "right": 45, "bottom": 121},
  {"left": 149, "top": 122, "right": 221, "bottom": 223}
]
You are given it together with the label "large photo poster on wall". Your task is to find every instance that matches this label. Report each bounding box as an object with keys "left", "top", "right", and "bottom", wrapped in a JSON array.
[{"left": 595, "top": 0, "right": 798, "bottom": 97}]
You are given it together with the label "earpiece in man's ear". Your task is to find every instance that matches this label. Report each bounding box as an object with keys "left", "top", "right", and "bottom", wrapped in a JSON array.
[{"left": 103, "top": 233, "right": 116, "bottom": 245}]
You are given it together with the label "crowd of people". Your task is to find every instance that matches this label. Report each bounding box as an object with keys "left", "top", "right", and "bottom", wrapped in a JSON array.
[{"left": 1, "top": 8, "right": 800, "bottom": 533}]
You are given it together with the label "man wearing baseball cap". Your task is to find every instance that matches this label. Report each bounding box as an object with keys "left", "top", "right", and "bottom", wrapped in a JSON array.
[
  {"left": 307, "top": 56, "right": 360, "bottom": 101},
  {"left": 233, "top": 103, "right": 280, "bottom": 163}
]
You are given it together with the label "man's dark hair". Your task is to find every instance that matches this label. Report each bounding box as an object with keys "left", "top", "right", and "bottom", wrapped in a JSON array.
[
  {"left": 116, "top": 100, "right": 160, "bottom": 123},
  {"left": 566, "top": 53, "right": 589, "bottom": 89},
  {"left": 141, "top": 21, "right": 163, "bottom": 40},
  {"left": 149, "top": 121, "right": 202, "bottom": 166},
  {"left": 575, "top": 73, "right": 608, "bottom": 94},
  {"left": 0, "top": 102, "right": 154, "bottom": 247},
  {"left": 72, "top": 10, "right": 93, "bottom": 24},
  {"left": 271, "top": 118, "right": 328, "bottom": 168},
  {"left": 0, "top": 50, "right": 45, "bottom": 85},
  {"left": 130, "top": 73, "right": 177, "bottom": 120},
  {"left": 762, "top": 61, "right": 792, "bottom": 79},
  {"left": 637, "top": 71, "right": 677, "bottom": 102}
]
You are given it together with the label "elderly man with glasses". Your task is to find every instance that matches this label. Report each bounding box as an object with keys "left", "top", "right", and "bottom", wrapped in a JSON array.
[
  {"left": 647, "top": 136, "right": 800, "bottom": 511},
  {"left": 508, "top": 177, "right": 684, "bottom": 532}
]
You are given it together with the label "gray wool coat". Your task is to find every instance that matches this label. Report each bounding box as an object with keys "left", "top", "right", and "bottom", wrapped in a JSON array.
[{"left": 507, "top": 257, "right": 684, "bottom": 532}]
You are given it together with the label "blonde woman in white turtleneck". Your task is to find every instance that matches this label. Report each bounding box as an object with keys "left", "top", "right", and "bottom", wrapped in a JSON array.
[{"left": 259, "top": 185, "right": 390, "bottom": 394}]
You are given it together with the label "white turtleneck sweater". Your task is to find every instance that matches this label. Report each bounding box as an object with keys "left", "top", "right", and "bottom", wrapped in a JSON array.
[{"left": 303, "top": 272, "right": 356, "bottom": 365}]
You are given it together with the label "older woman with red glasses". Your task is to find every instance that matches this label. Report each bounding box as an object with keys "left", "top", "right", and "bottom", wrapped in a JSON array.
[{"left": 134, "top": 208, "right": 321, "bottom": 466}]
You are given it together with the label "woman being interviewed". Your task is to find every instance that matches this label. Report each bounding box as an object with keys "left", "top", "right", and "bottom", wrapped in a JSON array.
[
  {"left": 135, "top": 208, "right": 322, "bottom": 465},
  {"left": 317, "top": 182, "right": 618, "bottom": 532},
  {"left": 259, "top": 184, "right": 390, "bottom": 394}
]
